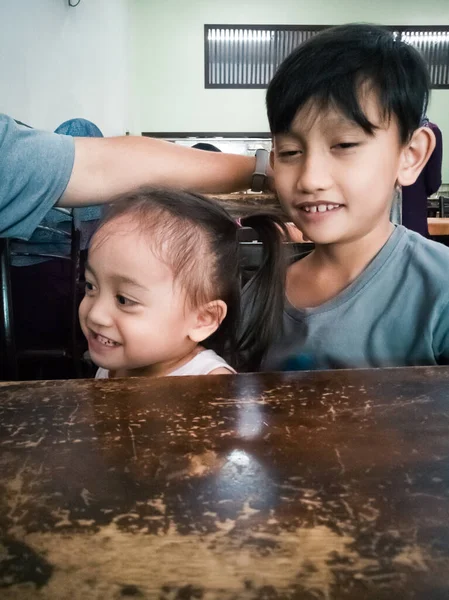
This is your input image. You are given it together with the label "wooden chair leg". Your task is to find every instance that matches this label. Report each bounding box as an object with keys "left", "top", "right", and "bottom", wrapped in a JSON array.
[
  {"left": 70, "top": 218, "right": 82, "bottom": 378},
  {"left": 440, "top": 196, "right": 446, "bottom": 219},
  {"left": 0, "top": 239, "right": 18, "bottom": 380}
]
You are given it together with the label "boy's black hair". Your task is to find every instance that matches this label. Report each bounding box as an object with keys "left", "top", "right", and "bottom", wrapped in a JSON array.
[
  {"left": 96, "top": 188, "right": 287, "bottom": 371},
  {"left": 266, "top": 23, "right": 430, "bottom": 144}
]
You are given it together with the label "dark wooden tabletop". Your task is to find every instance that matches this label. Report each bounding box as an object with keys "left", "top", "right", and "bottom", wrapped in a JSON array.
[{"left": 1, "top": 367, "right": 449, "bottom": 599}]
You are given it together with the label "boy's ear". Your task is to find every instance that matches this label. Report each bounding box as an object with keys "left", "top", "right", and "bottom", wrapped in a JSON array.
[
  {"left": 269, "top": 149, "right": 275, "bottom": 169},
  {"left": 188, "top": 300, "right": 227, "bottom": 343},
  {"left": 397, "top": 127, "right": 436, "bottom": 187}
]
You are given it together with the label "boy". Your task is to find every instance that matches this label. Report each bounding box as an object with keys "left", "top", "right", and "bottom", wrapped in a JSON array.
[{"left": 262, "top": 23, "right": 449, "bottom": 370}]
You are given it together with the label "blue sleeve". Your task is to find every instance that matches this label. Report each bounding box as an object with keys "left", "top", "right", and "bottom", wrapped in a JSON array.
[{"left": 0, "top": 114, "right": 75, "bottom": 239}]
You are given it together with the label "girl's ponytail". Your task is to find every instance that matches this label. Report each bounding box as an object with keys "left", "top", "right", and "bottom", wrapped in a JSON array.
[{"left": 237, "top": 214, "right": 287, "bottom": 371}]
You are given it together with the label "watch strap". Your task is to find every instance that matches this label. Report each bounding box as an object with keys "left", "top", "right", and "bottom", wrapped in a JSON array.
[{"left": 251, "top": 148, "right": 269, "bottom": 192}]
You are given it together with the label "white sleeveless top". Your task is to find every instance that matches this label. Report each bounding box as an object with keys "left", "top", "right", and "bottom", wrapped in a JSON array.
[{"left": 95, "top": 349, "right": 235, "bottom": 379}]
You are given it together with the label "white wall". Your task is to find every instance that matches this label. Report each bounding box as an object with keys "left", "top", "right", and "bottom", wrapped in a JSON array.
[
  {"left": 0, "top": 0, "right": 130, "bottom": 135},
  {"left": 131, "top": 0, "right": 449, "bottom": 181}
]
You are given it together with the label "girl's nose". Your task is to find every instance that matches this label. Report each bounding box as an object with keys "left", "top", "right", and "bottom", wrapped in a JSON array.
[{"left": 86, "top": 296, "right": 114, "bottom": 329}]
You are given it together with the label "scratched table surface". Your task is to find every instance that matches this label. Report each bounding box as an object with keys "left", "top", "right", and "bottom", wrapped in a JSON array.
[{"left": 1, "top": 367, "right": 449, "bottom": 600}]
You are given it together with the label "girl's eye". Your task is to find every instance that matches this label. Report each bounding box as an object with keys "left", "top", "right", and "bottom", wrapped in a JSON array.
[
  {"left": 116, "top": 295, "right": 137, "bottom": 307},
  {"left": 85, "top": 281, "right": 95, "bottom": 293}
]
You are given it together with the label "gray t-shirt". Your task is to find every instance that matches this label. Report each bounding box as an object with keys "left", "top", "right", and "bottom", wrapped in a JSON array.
[
  {"left": 0, "top": 113, "right": 74, "bottom": 239},
  {"left": 262, "top": 226, "right": 449, "bottom": 371}
]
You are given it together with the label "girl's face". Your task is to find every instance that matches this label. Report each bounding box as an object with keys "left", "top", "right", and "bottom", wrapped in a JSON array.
[{"left": 79, "top": 219, "right": 200, "bottom": 377}]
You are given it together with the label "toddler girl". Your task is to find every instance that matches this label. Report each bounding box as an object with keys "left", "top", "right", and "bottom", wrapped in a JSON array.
[{"left": 79, "top": 188, "right": 286, "bottom": 378}]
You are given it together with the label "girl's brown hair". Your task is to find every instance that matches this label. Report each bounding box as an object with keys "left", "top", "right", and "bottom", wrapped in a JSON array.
[{"left": 96, "top": 187, "right": 286, "bottom": 371}]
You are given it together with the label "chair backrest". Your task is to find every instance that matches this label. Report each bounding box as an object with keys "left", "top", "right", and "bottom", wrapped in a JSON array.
[
  {"left": 428, "top": 196, "right": 449, "bottom": 218},
  {"left": 239, "top": 241, "right": 314, "bottom": 286},
  {"left": 0, "top": 239, "right": 17, "bottom": 380},
  {"left": 439, "top": 196, "right": 449, "bottom": 218},
  {"left": 1, "top": 209, "right": 81, "bottom": 380}
]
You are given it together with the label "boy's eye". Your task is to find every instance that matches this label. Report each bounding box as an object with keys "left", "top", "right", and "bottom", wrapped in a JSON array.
[
  {"left": 116, "top": 294, "right": 137, "bottom": 307},
  {"left": 333, "top": 142, "right": 360, "bottom": 150},
  {"left": 85, "top": 281, "right": 95, "bottom": 293},
  {"left": 278, "top": 150, "right": 301, "bottom": 158}
]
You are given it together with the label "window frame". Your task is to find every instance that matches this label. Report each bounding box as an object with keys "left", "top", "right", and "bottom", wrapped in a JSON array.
[{"left": 204, "top": 24, "right": 449, "bottom": 90}]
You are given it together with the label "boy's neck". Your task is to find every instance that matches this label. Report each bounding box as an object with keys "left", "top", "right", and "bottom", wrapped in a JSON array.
[
  {"left": 287, "top": 221, "right": 395, "bottom": 309},
  {"left": 313, "top": 221, "right": 395, "bottom": 278}
]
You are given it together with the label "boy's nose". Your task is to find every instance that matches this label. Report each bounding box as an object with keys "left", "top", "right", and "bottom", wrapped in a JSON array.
[{"left": 296, "top": 152, "right": 332, "bottom": 194}]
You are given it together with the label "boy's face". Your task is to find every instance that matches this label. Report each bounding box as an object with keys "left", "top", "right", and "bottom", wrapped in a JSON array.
[{"left": 271, "top": 93, "right": 405, "bottom": 245}]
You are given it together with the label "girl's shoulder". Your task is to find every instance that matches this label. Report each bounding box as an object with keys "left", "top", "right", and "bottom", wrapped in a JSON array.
[
  {"left": 95, "top": 367, "right": 109, "bottom": 379},
  {"left": 170, "top": 349, "right": 235, "bottom": 376}
]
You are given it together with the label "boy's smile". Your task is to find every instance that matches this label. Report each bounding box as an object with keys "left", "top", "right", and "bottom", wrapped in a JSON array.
[
  {"left": 295, "top": 201, "right": 344, "bottom": 222},
  {"left": 298, "top": 202, "right": 342, "bottom": 213}
]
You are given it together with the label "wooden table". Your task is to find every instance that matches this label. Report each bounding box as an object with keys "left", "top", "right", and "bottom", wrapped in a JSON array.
[
  {"left": 428, "top": 218, "right": 449, "bottom": 236},
  {"left": 1, "top": 367, "right": 449, "bottom": 599}
]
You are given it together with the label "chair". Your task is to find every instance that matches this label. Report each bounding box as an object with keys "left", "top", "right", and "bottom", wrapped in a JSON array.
[
  {"left": 239, "top": 240, "right": 314, "bottom": 286},
  {"left": 439, "top": 196, "right": 449, "bottom": 218},
  {"left": 0, "top": 239, "right": 17, "bottom": 380},
  {"left": 0, "top": 208, "right": 82, "bottom": 380},
  {"left": 428, "top": 195, "right": 449, "bottom": 218}
]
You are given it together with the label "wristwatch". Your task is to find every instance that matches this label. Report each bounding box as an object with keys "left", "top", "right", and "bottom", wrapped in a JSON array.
[{"left": 251, "top": 148, "right": 269, "bottom": 192}]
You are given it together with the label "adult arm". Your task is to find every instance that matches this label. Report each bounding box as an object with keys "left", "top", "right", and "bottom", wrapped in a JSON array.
[
  {"left": 58, "top": 136, "right": 257, "bottom": 207},
  {"left": 0, "top": 113, "right": 266, "bottom": 238}
]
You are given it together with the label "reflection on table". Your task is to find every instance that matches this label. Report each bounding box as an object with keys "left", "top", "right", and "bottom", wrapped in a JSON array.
[{"left": 1, "top": 367, "right": 449, "bottom": 598}]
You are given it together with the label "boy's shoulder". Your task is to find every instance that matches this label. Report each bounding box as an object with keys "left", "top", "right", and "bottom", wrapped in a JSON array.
[
  {"left": 400, "top": 226, "right": 449, "bottom": 264},
  {"left": 396, "top": 226, "right": 449, "bottom": 294}
]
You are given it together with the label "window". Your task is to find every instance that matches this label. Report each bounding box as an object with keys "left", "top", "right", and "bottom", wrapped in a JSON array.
[
  {"left": 398, "top": 29, "right": 449, "bottom": 88},
  {"left": 204, "top": 25, "right": 449, "bottom": 89}
]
